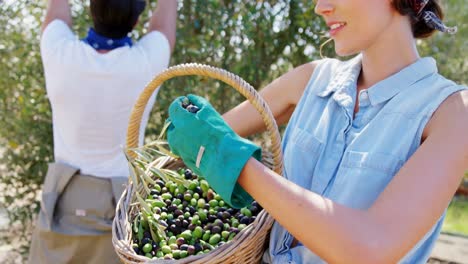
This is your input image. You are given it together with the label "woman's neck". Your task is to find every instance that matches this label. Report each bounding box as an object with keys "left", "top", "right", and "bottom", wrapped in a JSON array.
[{"left": 358, "top": 18, "right": 420, "bottom": 91}]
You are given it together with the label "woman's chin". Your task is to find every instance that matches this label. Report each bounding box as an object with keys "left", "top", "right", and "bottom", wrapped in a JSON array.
[{"left": 334, "top": 43, "right": 359, "bottom": 57}]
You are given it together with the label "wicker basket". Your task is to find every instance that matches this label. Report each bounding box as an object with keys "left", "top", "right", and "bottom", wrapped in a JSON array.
[{"left": 112, "top": 63, "right": 284, "bottom": 264}]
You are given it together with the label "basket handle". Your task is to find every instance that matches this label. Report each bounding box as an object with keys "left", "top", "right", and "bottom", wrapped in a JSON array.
[{"left": 126, "top": 63, "right": 283, "bottom": 175}]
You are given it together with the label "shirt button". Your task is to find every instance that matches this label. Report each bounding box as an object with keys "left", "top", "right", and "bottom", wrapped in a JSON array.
[{"left": 360, "top": 91, "right": 368, "bottom": 100}]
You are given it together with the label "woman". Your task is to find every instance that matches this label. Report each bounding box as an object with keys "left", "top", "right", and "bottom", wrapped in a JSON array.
[{"left": 166, "top": 0, "right": 467, "bottom": 263}]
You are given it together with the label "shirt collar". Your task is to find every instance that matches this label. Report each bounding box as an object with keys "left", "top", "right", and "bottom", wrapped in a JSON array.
[
  {"left": 317, "top": 55, "right": 438, "bottom": 106},
  {"left": 317, "top": 54, "right": 362, "bottom": 98},
  {"left": 366, "top": 57, "right": 437, "bottom": 105}
]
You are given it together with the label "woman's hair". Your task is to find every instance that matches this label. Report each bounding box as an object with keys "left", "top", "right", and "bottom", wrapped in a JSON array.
[
  {"left": 90, "top": 0, "right": 146, "bottom": 39},
  {"left": 392, "top": 0, "right": 444, "bottom": 38}
]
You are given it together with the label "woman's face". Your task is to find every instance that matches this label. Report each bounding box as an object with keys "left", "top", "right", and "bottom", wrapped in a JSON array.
[{"left": 315, "top": 0, "right": 398, "bottom": 56}]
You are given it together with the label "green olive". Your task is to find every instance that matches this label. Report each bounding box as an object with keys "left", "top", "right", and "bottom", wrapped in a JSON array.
[
  {"left": 180, "top": 230, "right": 192, "bottom": 241},
  {"left": 161, "top": 245, "right": 171, "bottom": 254},
  {"left": 193, "top": 226, "right": 203, "bottom": 239},
  {"left": 142, "top": 243, "right": 152, "bottom": 253},
  {"left": 209, "top": 234, "right": 221, "bottom": 245}
]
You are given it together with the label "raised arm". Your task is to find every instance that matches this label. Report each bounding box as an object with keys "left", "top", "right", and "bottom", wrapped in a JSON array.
[
  {"left": 238, "top": 90, "right": 468, "bottom": 263},
  {"left": 148, "top": 0, "right": 178, "bottom": 53},
  {"left": 223, "top": 61, "right": 318, "bottom": 138},
  {"left": 42, "top": 0, "right": 72, "bottom": 33}
]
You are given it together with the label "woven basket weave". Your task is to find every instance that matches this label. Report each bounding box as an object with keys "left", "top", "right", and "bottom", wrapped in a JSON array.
[{"left": 112, "top": 63, "right": 283, "bottom": 264}]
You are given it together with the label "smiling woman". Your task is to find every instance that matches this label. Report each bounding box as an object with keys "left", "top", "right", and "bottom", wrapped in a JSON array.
[{"left": 167, "top": 0, "right": 468, "bottom": 263}]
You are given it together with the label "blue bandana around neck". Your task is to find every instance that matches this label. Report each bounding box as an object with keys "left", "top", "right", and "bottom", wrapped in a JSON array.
[{"left": 82, "top": 28, "right": 133, "bottom": 50}]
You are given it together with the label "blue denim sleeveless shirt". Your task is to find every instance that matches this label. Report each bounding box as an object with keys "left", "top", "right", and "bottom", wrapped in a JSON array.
[{"left": 265, "top": 55, "right": 467, "bottom": 264}]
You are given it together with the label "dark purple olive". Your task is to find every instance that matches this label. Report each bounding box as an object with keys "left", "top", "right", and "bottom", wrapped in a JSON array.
[
  {"left": 176, "top": 237, "right": 185, "bottom": 246},
  {"left": 188, "top": 206, "right": 196, "bottom": 215},
  {"left": 237, "top": 213, "right": 244, "bottom": 220},
  {"left": 194, "top": 186, "right": 203, "bottom": 196},
  {"left": 182, "top": 220, "right": 189, "bottom": 228},
  {"left": 188, "top": 223, "right": 196, "bottom": 231},
  {"left": 141, "top": 237, "right": 151, "bottom": 245},
  {"left": 158, "top": 220, "right": 168, "bottom": 228},
  {"left": 133, "top": 247, "right": 141, "bottom": 255},
  {"left": 186, "top": 105, "right": 200, "bottom": 113},
  {"left": 176, "top": 193, "right": 184, "bottom": 200},
  {"left": 184, "top": 169, "right": 193, "bottom": 179},
  {"left": 252, "top": 201, "right": 262, "bottom": 210},
  {"left": 222, "top": 211, "right": 231, "bottom": 219},
  {"left": 168, "top": 205, "right": 178, "bottom": 212},
  {"left": 169, "top": 224, "right": 178, "bottom": 233},
  {"left": 165, "top": 199, "right": 172, "bottom": 206},
  {"left": 211, "top": 226, "right": 222, "bottom": 234},
  {"left": 240, "top": 216, "right": 250, "bottom": 225},
  {"left": 174, "top": 209, "right": 184, "bottom": 216},
  {"left": 250, "top": 216, "right": 257, "bottom": 224},
  {"left": 155, "top": 180, "right": 165, "bottom": 188},
  {"left": 187, "top": 245, "right": 196, "bottom": 255},
  {"left": 174, "top": 219, "right": 182, "bottom": 227},
  {"left": 216, "top": 212, "right": 224, "bottom": 220},
  {"left": 194, "top": 242, "right": 203, "bottom": 253},
  {"left": 180, "top": 244, "right": 189, "bottom": 251},
  {"left": 204, "top": 223, "right": 213, "bottom": 231},
  {"left": 143, "top": 231, "right": 151, "bottom": 238},
  {"left": 229, "top": 227, "right": 239, "bottom": 234},
  {"left": 250, "top": 205, "right": 260, "bottom": 215}
]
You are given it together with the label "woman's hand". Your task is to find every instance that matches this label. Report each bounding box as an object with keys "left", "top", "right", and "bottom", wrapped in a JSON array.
[{"left": 167, "top": 94, "right": 261, "bottom": 208}]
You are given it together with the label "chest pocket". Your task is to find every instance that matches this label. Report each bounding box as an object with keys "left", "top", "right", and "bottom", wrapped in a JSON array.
[
  {"left": 329, "top": 151, "right": 404, "bottom": 209},
  {"left": 283, "top": 127, "right": 323, "bottom": 189}
]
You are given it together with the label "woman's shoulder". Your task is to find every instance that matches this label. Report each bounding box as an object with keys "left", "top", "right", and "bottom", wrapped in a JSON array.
[{"left": 422, "top": 88, "right": 468, "bottom": 141}]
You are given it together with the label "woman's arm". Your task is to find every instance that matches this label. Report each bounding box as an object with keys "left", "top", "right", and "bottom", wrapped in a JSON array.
[
  {"left": 148, "top": 0, "right": 178, "bottom": 53},
  {"left": 223, "top": 61, "right": 318, "bottom": 137},
  {"left": 41, "top": 0, "right": 72, "bottom": 33},
  {"left": 238, "top": 90, "right": 468, "bottom": 264}
]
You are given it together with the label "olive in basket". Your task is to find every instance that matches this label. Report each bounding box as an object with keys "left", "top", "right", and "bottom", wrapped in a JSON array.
[{"left": 132, "top": 168, "right": 262, "bottom": 260}]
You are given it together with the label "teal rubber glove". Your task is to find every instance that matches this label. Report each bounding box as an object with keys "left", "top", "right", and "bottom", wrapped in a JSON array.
[{"left": 166, "top": 94, "right": 261, "bottom": 208}]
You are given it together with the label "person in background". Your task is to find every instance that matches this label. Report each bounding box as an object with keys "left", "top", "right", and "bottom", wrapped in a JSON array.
[
  {"left": 166, "top": 0, "right": 467, "bottom": 263},
  {"left": 29, "top": 0, "right": 177, "bottom": 263}
]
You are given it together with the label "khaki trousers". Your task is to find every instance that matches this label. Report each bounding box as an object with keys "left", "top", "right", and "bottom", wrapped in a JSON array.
[{"left": 28, "top": 163, "right": 127, "bottom": 264}]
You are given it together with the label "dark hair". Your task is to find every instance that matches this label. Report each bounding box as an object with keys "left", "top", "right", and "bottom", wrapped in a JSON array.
[
  {"left": 90, "top": 0, "right": 146, "bottom": 38},
  {"left": 392, "top": 0, "right": 444, "bottom": 38}
]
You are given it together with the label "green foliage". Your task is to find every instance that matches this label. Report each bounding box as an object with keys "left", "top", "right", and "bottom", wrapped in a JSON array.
[
  {"left": 0, "top": 0, "right": 52, "bottom": 256},
  {"left": 142, "top": 0, "right": 331, "bottom": 137},
  {"left": 442, "top": 196, "right": 468, "bottom": 236},
  {"left": 418, "top": 0, "right": 467, "bottom": 85},
  {"left": 0, "top": 0, "right": 466, "bottom": 259}
]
